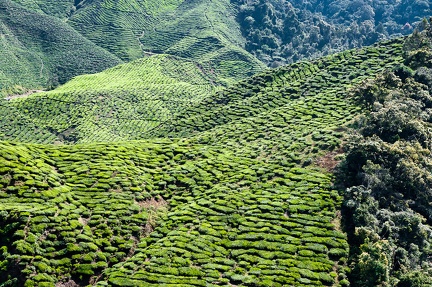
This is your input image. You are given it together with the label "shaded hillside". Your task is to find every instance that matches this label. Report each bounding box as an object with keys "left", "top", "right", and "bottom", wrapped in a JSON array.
[
  {"left": 65, "top": 0, "right": 184, "bottom": 61},
  {"left": 233, "top": 0, "right": 431, "bottom": 66},
  {"left": 0, "top": 55, "right": 225, "bottom": 144},
  {"left": 8, "top": 0, "right": 74, "bottom": 19},
  {"left": 1, "top": 31, "right": 427, "bottom": 287},
  {"left": 0, "top": 0, "right": 121, "bottom": 96}
]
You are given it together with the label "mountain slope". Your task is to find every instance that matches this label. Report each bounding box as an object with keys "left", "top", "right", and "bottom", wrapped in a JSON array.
[
  {"left": 14, "top": 0, "right": 264, "bottom": 75},
  {"left": 0, "top": 37, "right": 404, "bottom": 145},
  {"left": 0, "top": 0, "right": 121, "bottom": 96},
  {"left": 8, "top": 0, "right": 74, "bottom": 19},
  {"left": 12, "top": 0, "right": 431, "bottom": 69}
]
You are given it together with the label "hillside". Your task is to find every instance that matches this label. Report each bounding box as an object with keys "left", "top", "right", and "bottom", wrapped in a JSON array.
[
  {"left": 0, "top": 54, "right": 231, "bottom": 144},
  {"left": 0, "top": 0, "right": 121, "bottom": 96},
  {"left": 7, "top": 0, "right": 74, "bottom": 19},
  {"left": 0, "top": 140, "right": 346, "bottom": 287},
  {"left": 11, "top": 0, "right": 264, "bottom": 73},
  {"left": 2, "top": 24, "right": 432, "bottom": 287},
  {"left": 0, "top": 37, "right": 405, "bottom": 144}
]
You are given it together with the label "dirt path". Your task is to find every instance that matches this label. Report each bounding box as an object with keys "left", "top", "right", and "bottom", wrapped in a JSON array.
[{"left": 4, "top": 89, "right": 44, "bottom": 100}]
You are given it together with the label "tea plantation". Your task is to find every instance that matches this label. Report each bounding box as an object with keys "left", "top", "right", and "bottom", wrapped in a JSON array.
[
  {"left": 3, "top": 27, "right": 429, "bottom": 286},
  {"left": 1, "top": 136, "right": 350, "bottom": 286},
  {"left": 0, "top": 37, "right": 405, "bottom": 145},
  {"left": 2, "top": 0, "right": 263, "bottom": 97},
  {"left": 1, "top": 2, "right": 432, "bottom": 282}
]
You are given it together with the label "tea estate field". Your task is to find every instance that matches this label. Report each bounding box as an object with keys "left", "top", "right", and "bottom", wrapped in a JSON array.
[{"left": 0, "top": 34, "right": 414, "bottom": 286}]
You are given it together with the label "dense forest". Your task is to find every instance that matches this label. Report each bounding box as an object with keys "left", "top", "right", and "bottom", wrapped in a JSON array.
[
  {"left": 233, "top": 0, "right": 431, "bottom": 66},
  {"left": 340, "top": 24, "right": 432, "bottom": 286}
]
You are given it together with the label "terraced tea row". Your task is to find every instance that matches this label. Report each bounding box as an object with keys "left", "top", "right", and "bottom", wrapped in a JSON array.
[
  {"left": 156, "top": 39, "right": 405, "bottom": 138},
  {"left": 0, "top": 137, "right": 349, "bottom": 286},
  {"left": 137, "top": 0, "right": 264, "bottom": 80},
  {"left": 106, "top": 162, "right": 348, "bottom": 287},
  {"left": 0, "top": 140, "right": 181, "bottom": 285},
  {"left": 66, "top": 0, "right": 176, "bottom": 61}
]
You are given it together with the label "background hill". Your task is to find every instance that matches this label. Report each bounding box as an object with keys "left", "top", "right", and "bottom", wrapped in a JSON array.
[
  {"left": 8, "top": 0, "right": 430, "bottom": 82},
  {"left": 11, "top": 0, "right": 265, "bottom": 74},
  {"left": 4, "top": 0, "right": 264, "bottom": 94},
  {"left": 0, "top": 0, "right": 121, "bottom": 96}
]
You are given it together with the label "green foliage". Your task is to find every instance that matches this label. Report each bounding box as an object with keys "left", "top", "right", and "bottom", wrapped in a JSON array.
[
  {"left": 232, "top": 0, "right": 431, "bottom": 67},
  {"left": 340, "top": 25, "right": 432, "bottom": 287},
  {"left": 397, "top": 271, "right": 432, "bottom": 287},
  {"left": 0, "top": 0, "right": 121, "bottom": 96}
]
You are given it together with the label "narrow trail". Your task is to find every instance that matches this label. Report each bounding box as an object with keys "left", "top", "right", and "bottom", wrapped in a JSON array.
[
  {"left": 4, "top": 90, "right": 44, "bottom": 100},
  {"left": 36, "top": 54, "right": 45, "bottom": 78},
  {"left": 137, "top": 30, "right": 145, "bottom": 50}
]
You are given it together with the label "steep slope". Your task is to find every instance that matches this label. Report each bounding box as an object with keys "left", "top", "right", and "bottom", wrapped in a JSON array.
[
  {"left": 0, "top": 55, "right": 226, "bottom": 144},
  {"left": 151, "top": 38, "right": 405, "bottom": 142},
  {"left": 11, "top": 0, "right": 264, "bottom": 78},
  {"left": 131, "top": 0, "right": 264, "bottom": 79},
  {"left": 65, "top": 0, "right": 183, "bottom": 61},
  {"left": 0, "top": 0, "right": 121, "bottom": 96},
  {"left": 1, "top": 32, "right": 424, "bottom": 287},
  {"left": 8, "top": 0, "right": 74, "bottom": 19}
]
